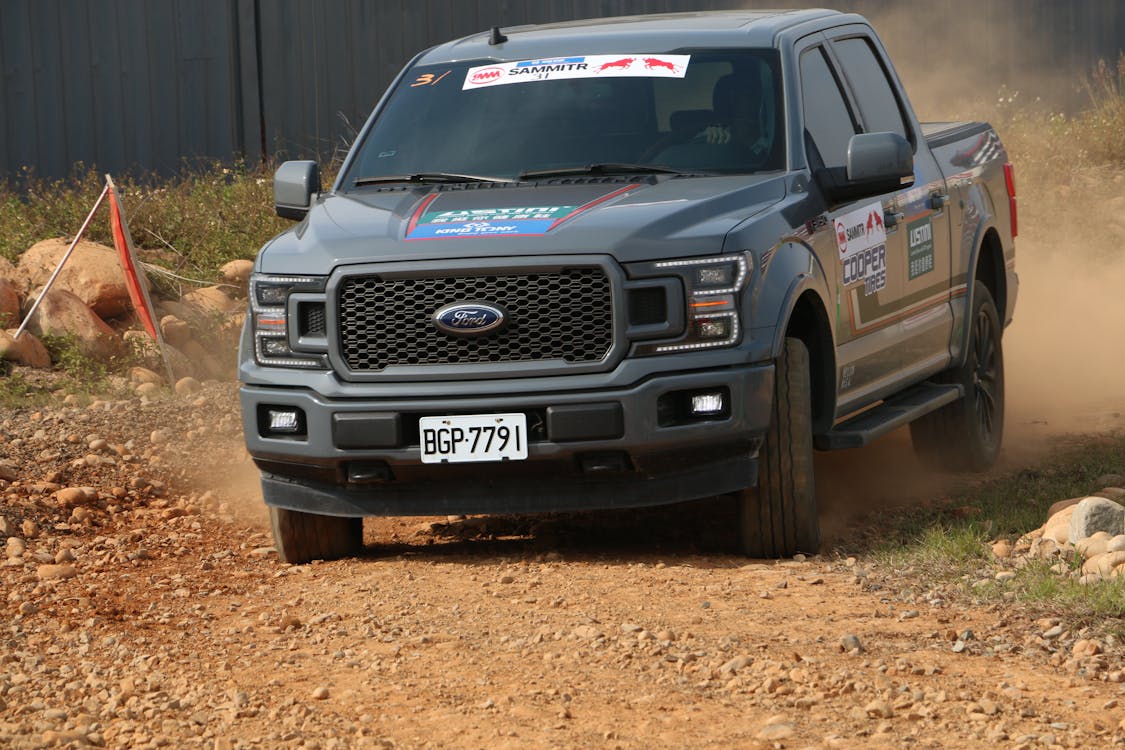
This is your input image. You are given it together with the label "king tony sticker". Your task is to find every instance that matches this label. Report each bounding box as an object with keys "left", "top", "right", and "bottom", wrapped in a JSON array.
[
  {"left": 835, "top": 202, "right": 887, "bottom": 296},
  {"left": 408, "top": 206, "right": 575, "bottom": 239},
  {"left": 463, "top": 55, "right": 690, "bottom": 89}
]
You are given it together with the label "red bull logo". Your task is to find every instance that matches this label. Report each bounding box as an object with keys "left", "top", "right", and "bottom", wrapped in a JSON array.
[
  {"left": 598, "top": 57, "right": 635, "bottom": 73},
  {"left": 643, "top": 57, "right": 679, "bottom": 73}
]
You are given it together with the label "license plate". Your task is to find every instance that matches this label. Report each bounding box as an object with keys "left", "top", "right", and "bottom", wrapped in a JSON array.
[{"left": 419, "top": 413, "right": 528, "bottom": 464}]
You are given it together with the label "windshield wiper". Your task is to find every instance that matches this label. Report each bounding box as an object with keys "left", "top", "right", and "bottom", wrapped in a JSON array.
[
  {"left": 354, "top": 172, "right": 515, "bottom": 186},
  {"left": 518, "top": 163, "right": 694, "bottom": 180}
]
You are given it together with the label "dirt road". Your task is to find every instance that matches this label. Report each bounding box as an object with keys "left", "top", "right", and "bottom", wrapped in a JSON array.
[{"left": 1, "top": 386, "right": 1123, "bottom": 750}]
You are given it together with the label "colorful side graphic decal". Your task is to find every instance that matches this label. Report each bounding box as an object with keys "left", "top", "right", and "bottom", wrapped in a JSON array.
[
  {"left": 907, "top": 217, "right": 935, "bottom": 279},
  {"left": 463, "top": 55, "right": 690, "bottom": 89},
  {"left": 408, "top": 206, "right": 575, "bottom": 239},
  {"left": 834, "top": 202, "right": 887, "bottom": 296}
]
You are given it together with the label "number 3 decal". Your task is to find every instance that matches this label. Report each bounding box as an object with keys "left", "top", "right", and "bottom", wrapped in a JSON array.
[{"left": 411, "top": 70, "right": 451, "bottom": 87}]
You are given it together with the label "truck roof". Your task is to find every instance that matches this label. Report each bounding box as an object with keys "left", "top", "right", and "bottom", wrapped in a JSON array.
[{"left": 420, "top": 9, "right": 857, "bottom": 64}]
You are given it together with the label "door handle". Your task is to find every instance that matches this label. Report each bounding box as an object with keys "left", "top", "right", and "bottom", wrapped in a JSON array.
[
  {"left": 930, "top": 193, "right": 950, "bottom": 210},
  {"left": 884, "top": 211, "right": 905, "bottom": 228}
]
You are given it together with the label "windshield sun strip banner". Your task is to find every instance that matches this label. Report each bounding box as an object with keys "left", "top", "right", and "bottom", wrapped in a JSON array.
[{"left": 462, "top": 55, "right": 691, "bottom": 89}]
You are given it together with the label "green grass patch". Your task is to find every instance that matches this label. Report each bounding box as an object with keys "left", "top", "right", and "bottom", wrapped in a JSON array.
[{"left": 870, "top": 433, "right": 1125, "bottom": 624}]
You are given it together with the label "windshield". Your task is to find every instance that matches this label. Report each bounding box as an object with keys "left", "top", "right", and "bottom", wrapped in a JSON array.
[{"left": 342, "top": 49, "right": 785, "bottom": 185}]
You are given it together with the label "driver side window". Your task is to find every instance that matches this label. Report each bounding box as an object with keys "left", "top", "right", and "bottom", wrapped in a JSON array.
[{"left": 799, "top": 47, "right": 857, "bottom": 171}]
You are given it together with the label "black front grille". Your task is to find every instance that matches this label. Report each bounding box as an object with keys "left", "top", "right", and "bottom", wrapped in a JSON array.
[{"left": 337, "top": 269, "right": 612, "bottom": 371}]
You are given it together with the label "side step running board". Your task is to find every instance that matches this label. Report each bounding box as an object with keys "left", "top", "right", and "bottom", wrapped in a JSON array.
[{"left": 814, "top": 382, "right": 964, "bottom": 451}]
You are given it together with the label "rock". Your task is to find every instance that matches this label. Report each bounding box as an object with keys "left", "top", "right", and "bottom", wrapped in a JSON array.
[
  {"left": 1042, "top": 506, "right": 1077, "bottom": 544},
  {"left": 23, "top": 288, "right": 122, "bottom": 361},
  {"left": 136, "top": 381, "right": 161, "bottom": 397},
  {"left": 0, "top": 278, "right": 21, "bottom": 327},
  {"left": 991, "top": 539, "right": 1012, "bottom": 559},
  {"left": 221, "top": 259, "right": 254, "bottom": 291},
  {"left": 1046, "top": 496, "right": 1084, "bottom": 519},
  {"left": 865, "top": 699, "right": 893, "bottom": 719},
  {"left": 53, "top": 487, "right": 87, "bottom": 507},
  {"left": 1042, "top": 624, "right": 1064, "bottom": 639},
  {"left": 840, "top": 634, "right": 863, "bottom": 653},
  {"left": 6, "top": 536, "right": 25, "bottom": 558},
  {"left": 160, "top": 315, "right": 192, "bottom": 347},
  {"left": 183, "top": 286, "right": 238, "bottom": 315},
  {"left": 1073, "top": 639, "right": 1102, "bottom": 657},
  {"left": 129, "top": 366, "right": 164, "bottom": 386},
  {"left": 122, "top": 331, "right": 195, "bottom": 377},
  {"left": 1076, "top": 531, "right": 1112, "bottom": 560},
  {"left": 36, "top": 564, "right": 77, "bottom": 580},
  {"left": 1082, "top": 551, "right": 1125, "bottom": 578},
  {"left": 720, "top": 655, "right": 753, "bottom": 675},
  {"left": 756, "top": 722, "right": 794, "bottom": 741},
  {"left": 311, "top": 686, "right": 329, "bottom": 700},
  {"left": 995, "top": 571, "right": 1016, "bottom": 582},
  {"left": 1097, "top": 487, "right": 1125, "bottom": 502},
  {"left": 573, "top": 625, "right": 601, "bottom": 640},
  {"left": 1107, "top": 535, "right": 1125, "bottom": 553},
  {"left": 17, "top": 238, "right": 132, "bottom": 317},
  {"left": 0, "top": 328, "right": 51, "bottom": 368},
  {"left": 174, "top": 376, "right": 202, "bottom": 396},
  {"left": 0, "top": 459, "right": 17, "bottom": 481},
  {"left": 21, "top": 519, "right": 39, "bottom": 538},
  {"left": 655, "top": 629, "right": 676, "bottom": 642},
  {"left": 1069, "top": 497, "right": 1125, "bottom": 543},
  {"left": 55, "top": 548, "right": 76, "bottom": 563},
  {"left": 1094, "top": 474, "right": 1125, "bottom": 488}
]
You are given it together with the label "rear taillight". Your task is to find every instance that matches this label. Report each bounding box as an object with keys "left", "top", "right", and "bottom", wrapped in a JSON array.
[{"left": 1003, "top": 162, "right": 1017, "bottom": 238}]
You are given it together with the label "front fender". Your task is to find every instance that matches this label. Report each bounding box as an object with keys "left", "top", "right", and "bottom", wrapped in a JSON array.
[{"left": 746, "top": 239, "right": 834, "bottom": 361}]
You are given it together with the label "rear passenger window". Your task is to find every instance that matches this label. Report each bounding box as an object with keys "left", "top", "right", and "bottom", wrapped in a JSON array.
[
  {"left": 799, "top": 47, "right": 856, "bottom": 170},
  {"left": 832, "top": 37, "right": 908, "bottom": 140}
]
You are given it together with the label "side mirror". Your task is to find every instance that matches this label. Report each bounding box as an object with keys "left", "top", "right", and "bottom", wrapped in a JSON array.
[
  {"left": 274, "top": 161, "right": 321, "bottom": 220},
  {"left": 819, "top": 132, "right": 914, "bottom": 204}
]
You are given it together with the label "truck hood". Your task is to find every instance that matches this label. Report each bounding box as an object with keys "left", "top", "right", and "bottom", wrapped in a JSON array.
[{"left": 258, "top": 175, "right": 787, "bottom": 273}]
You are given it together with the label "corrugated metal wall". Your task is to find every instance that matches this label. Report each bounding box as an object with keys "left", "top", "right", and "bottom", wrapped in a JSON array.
[{"left": 2, "top": 0, "right": 1122, "bottom": 178}]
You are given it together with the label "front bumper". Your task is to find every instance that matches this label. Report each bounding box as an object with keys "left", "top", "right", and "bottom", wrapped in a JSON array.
[{"left": 241, "top": 363, "right": 774, "bottom": 516}]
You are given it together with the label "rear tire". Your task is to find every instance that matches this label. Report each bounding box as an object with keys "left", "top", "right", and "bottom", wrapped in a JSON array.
[
  {"left": 910, "top": 280, "right": 1005, "bottom": 471},
  {"left": 739, "top": 337, "right": 820, "bottom": 558},
  {"left": 269, "top": 506, "right": 363, "bottom": 564}
]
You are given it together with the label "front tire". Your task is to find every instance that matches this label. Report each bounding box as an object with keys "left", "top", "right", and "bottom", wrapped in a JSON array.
[
  {"left": 269, "top": 506, "right": 363, "bottom": 564},
  {"left": 910, "top": 280, "right": 1005, "bottom": 471},
  {"left": 739, "top": 337, "right": 820, "bottom": 558}
]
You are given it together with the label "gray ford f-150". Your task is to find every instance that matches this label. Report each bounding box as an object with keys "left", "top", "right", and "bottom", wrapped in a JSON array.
[{"left": 239, "top": 9, "right": 1018, "bottom": 562}]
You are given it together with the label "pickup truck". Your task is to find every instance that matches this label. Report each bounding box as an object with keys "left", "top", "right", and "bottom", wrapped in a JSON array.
[{"left": 239, "top": 9, "right": 1018, "bottom": 563}]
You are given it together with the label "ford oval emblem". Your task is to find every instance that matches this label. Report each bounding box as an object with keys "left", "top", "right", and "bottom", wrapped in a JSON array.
[{"left": 432, "top": 301, "right": 508, "bottom": 337}]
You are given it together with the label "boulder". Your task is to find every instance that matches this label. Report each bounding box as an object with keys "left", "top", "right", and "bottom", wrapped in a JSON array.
[
  {"left": 159, "top": 314, "right": 192, "bottom": 348},
  {"left": 1046, "top": 496, "right": 1084, "bottom": 519},
  {"left": 1069, "top": 497, "right": 1125, "bottom": 543},
  {"left": 220, "top": 259, "right": 254, "bottom": 294},
  {"left": 1082, "top": 550, "right": 1125, "bottom": 578},
  {"left": 182, "top": 285, "right": 238, "bottom": 315},
  {"left": 1042, "top": 505, "right": 1077, "bottom": 545},
  {"left": 0, "top": 279, "right": 20, "bottom": 328},
  {"left": 1096, "top": 487, "right": 1125, "bottom": 502},
  {"left": 1108, "top": 534, "right": 1125, "bottom": 553},
  {"left": 17, "top": 239, "right": 132, "bottom": 318},
  {"left": 23, "top": 288, "right": 121, "bottom": 362},
  {"left": 128, "top": 366, "right": 164, "bottom": 386},
  {"left": 0, "top": 256, "right": 17, "bottom": 284},
  {"left": 0, "top": 329, "right": 51, "bottom": 368},
  {"left": 1076, "top": 531, "right": 1112, "bottom": 560}
]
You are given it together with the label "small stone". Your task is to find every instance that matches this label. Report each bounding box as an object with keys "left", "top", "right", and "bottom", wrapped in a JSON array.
[
  {"left": 1107, "top": 534, "right": 1125, "bottom": 553},
  {"left": 175, "top": 377, "right": 202, "bottom": 396},
  {"left": 311, "top": 686, "right": 329, "bottom": 700},
  {"left": 18, "top": 601, "right": 37, "bottom": 615},
  {"left": 1042, "top": 625, "right": 1064, "bottom": 639},
  {"left": 135, "top": 382, "right": 160, "bottom": 397},
  {"left": 655, "top": 629, "right": 676, "bottom": 642},
  {"left": 54, "top": 487, "right": 87, "bottom": 507},
  {"left": 1072, "top": 639, "right": 1102, "bottom": 657},
  {"left": 952, "top": 640, "right": 967, "bottom": 653},
  {"left": 756, "top": 722, "right": 794, "bottom": 740},
  {"left": 839, "top": 634, "right": 863, "bottom": 653},
  {"left": 55, "top": 548, "right": 75, "bottom": 564},
  {"left": 620, "top": 623, "right": 643, "bottom": 633},
  {"left": 719, "top": 655, "right": 753, "bottom": 675},
  {"left": 865, "top": 699, "right": 893, "bottom": 719},
  {"left": 36, "top": 564, "right": 77, "bottom": 581},
  {"left": 6, "top": 536, "right": 25, "bottom": 558},
  {"left": 499, "top": 575, "right": 515, "bottom": 584},
  {"left": 573, "top": 625, "right": 601, "bottom": 640},
  {"left": 280, "top": 613, "right": 301, "bottom": 630},
  {"left": 995, "top": 571, "right": 1016, "bottom": 582},
  {"left": 991, "top": 540, "right": 1013, "bottom": 559},
  {"left": 21, "top": 519, "right": 39, "bottom": 538}
]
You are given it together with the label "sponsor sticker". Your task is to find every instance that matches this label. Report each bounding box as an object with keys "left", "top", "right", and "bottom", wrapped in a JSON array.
[
  {"left": 834, "top": 202, "right": 887, "bottom": 259},
  {"left": 907, "top": 217, "right": 935, "bottom": 280},
  {"left": 841, "top": 244, "right": 887, "bottom": 297},
  {"left": 463, "top": 54, "right": 690, "bottom": 89},
  {"left": 408, "top": 205, "right": 574, "bottom": 239}
]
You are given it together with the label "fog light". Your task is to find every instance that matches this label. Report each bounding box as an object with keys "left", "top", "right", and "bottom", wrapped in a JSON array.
[
  {"left": 268, "top": 409, "right": 301, "bottom": 433},
  {"left": 694, "top": 317, "right": 732, "bottom": 339},
  {"left": 690, "top": 392, "right": 725, "bottom": 415}
]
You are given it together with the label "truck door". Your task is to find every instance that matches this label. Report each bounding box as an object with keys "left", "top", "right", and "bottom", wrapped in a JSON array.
[
  {"left": 796, "top": 40, "right": 909, "bottom": 412},
  {"left": 826, "top": 31, "right": 954, "bottom": 384}
]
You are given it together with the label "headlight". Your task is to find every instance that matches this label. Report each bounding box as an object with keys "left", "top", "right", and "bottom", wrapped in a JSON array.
[
  {"left": 645, "top": 253, "right": 751, "bottom": 353},
  {"left": 250, "top": 274, "right": 329, "bottom": 368}
]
